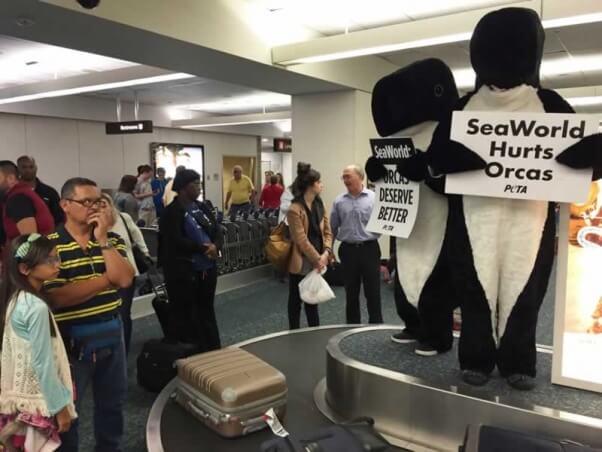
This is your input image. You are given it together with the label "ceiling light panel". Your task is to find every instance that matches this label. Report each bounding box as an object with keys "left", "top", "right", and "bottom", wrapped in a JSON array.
[{"left": 179, "top": 93, "right": 291, "bottom": 114}]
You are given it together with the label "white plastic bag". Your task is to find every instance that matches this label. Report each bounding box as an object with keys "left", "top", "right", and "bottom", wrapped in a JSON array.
[{"left": 298, "top": 269, "right": 336, "bottom": 304}]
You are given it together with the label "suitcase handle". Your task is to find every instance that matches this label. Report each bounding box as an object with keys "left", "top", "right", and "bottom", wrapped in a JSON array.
[{"left": 186, "top": 401, "right": 220, "bottom": 424}]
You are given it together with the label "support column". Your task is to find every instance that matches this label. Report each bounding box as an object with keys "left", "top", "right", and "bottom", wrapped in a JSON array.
[{"left": 291, "top": 90, "right": 376, "bottom": 210}]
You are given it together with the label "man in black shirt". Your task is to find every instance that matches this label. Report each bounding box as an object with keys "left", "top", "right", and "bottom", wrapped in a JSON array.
[{"left": 17, "top": 155, "right": 64, "bottom": 225}]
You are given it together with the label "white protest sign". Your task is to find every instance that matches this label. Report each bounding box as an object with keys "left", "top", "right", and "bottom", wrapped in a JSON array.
[
  {"left": 446, "top": 111, "right": 597, "bottom": 202},
  {"left": 366, "top": 137, "right": 420, "bottom": 238}
]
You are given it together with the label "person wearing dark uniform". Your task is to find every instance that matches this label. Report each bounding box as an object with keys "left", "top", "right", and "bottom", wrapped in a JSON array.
[{"left": 159, "top": 169, "right": 223, "bottom": 351}]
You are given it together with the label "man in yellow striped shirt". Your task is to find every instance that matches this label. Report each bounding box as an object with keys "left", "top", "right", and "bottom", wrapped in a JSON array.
[{"left": 44, "top": 177, "right": 134, "bottom": 452}]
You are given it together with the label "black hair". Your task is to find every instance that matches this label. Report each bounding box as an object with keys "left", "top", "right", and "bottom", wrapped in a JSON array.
[
  {"left": 0, "top": 160, "right": 18, "bottom": 177},
  {"left": 270, "top": 175, "right": 278, "bottom": 185},
  {"left": 61, "top": 177, "right": 97, "bottom": 199},
  {"left": 292, "top": 162, "right": 321, "bottom": 200},
  {"left": 0, "top": 235, "right": 57, "bottom": 339}
]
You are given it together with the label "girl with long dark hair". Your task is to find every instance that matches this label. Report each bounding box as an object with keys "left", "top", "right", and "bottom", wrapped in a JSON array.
[
  {"left": 0, "top": 234, "right": 76, "bottom": 450},
  {"left": 286, "top": 163, "right": 333, "bottom": 329}
]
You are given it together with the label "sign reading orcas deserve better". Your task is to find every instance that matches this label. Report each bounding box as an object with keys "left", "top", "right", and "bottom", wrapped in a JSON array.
[
  {"left": 105, "top": 120, "right": 153, "bottom": 135},
  {"left": 366, "top": 137, "right": 420, "bottom": 239},
  {"left": 446, "top": 111, "right": 597, "bottom": 203}
]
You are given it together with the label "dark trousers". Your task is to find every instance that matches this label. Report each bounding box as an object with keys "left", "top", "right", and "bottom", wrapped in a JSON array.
[
  {"left": 339, "top": 241, "right": 383, "bottom": 324},
  {"left": 59, "top": 328, "right": 127, "bottom": 452},
  {"left": 165, "top": 267, "right": 221, "bottom": 351},
  {"left": 288, "top": 273, "right": 320, "bottom": 329},
  {"left": 229, "top": 202, "right": 251, "bottom": 219},
  {"left": 118, "top": 282, "right": 136, "bottom": 355}
]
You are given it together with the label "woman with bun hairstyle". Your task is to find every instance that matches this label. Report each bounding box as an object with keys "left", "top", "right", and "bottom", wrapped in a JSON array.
[{"left": 286, "top": 163, "right": 333, "bottom": 329}]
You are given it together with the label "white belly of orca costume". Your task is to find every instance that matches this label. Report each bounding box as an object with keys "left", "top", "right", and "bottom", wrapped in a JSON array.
[
  {"left": 396, "top": 121, "right": 448, "bottom": 305},
  {"left": 462, "top": 84, "right": 547, "bottom": 341}
]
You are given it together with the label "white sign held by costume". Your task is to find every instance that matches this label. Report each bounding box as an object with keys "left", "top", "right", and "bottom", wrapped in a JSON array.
[
  {"left": 446, "top": 111, "right": 597, "bottom": 203},
  {"left": 366, "top": 137, "right": 420, "bottom": 238}
]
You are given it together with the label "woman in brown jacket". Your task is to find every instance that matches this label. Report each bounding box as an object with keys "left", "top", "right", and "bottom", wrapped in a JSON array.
[{"left": 286, "top": 163, "right": 333, "bottom": 329}]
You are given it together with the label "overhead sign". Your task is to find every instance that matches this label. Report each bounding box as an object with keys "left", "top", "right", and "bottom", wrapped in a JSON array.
[
  {"left": 445, "top": 111, "right": 596, "bottom": 203},
  {"left": 273, "top": 138, "right": 292, "bottom": 152},
  {"left": 366, "top": 137, "right": 420, "bottom": 238},
  {"left": 106, "top": 120, "right": 153, "bottom": 135}
]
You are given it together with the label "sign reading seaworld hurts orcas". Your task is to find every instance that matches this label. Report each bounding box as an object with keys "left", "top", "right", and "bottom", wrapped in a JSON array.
[
  {"left": 446, "top": 111, "right": 597, "bottom": 203},
  {"left": 366, "top": 137, "right": 420, "bottom": 239}
]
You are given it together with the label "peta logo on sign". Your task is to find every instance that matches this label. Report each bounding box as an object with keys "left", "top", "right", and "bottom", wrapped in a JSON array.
[{"left": 446, "top": 111, "right": 597, "bottom": 203}]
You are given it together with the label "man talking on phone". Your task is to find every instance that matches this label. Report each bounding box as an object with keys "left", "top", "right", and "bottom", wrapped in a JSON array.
[{"left": 44, "top": 177, "right": 134, "bottom": 452}]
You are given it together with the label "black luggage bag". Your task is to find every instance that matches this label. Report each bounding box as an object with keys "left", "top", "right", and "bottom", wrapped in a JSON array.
[
  {"left": 136, "top": 339, "right": 197, "bottom": 392},
  {"left": 460, "top": 425, "right": 602, "bottom": 452},
  {"left": 261, "top": 417, "right": 395, "bottom": 452}
]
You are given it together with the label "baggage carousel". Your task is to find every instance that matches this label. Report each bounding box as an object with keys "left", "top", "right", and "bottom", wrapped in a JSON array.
[{"left": 147, "top": 325, "right": 602, "bottom": 451}]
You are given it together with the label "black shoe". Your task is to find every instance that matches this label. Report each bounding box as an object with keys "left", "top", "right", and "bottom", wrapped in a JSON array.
[
  {"left": 462, "top": 370, "right": 490, "bottom": 386},
  {"left": 414, "top": 342, "right": 438, "bottom": 357},
  {"left": 391, "top": 330, "right": 416, "bottom": 344},
  {"left": 507, "top": 374, "right": 536, "bottom": 391}
]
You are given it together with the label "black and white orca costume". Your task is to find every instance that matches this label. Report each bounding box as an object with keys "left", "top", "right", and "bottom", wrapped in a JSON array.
[
  {"left": 426, "top": 8, "right": 601, "bottom": 388},
  {"left": 366, "top": 59, "right": 459, "bottom": 353}
]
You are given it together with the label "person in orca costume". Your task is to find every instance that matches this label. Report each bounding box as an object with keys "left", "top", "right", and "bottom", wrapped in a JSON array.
[
  {"left": 424, "top": 7, "right": 602, "bottom": 390},
  {"left": 365, "top": 58, "right": 459, "bottom": 356}
]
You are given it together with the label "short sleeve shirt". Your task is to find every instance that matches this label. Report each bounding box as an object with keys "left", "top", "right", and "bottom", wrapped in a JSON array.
[
  {"left": 45, "top": 225, "right": 128, "bottom": 329},
  {"left": 228, "top": 175, "right": 254, "bottom": 205}
]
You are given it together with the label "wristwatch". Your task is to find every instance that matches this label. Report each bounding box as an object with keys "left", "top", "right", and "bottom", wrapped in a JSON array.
[{"left": 99, "top": 242, "right": 113, "bottom": 250}]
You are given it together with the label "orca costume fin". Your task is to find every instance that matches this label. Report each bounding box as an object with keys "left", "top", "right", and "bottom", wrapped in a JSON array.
[
  {"left": 396, "top": 150, "right": 429, "bottom": 182},
  {"left": 538, "top": 89, "right": 602, "bottom": 179},
  {"left": 426, "top": 94, "right": 487, "bottom": 176},
  {"left": 365, "top": 156, "right": 387, "bottom": 182}
]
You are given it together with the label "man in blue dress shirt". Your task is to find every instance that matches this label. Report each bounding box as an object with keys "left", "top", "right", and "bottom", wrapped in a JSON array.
[{"left": 331, "top": 165, "right": 383, "bottom": 324}]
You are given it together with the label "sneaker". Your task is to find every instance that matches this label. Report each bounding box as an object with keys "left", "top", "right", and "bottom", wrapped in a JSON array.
[
  {"left": 507, "top": 374, "right": 536, "bottom": 391},
  {"left": 414, "top": 343, "right": 438, "bottom": 357},
  {"left": 391, "top": 330, "right": 416, "bottom": 344},
  {"left": 462, "top": 369, "right": 490, "bottom": 386}
]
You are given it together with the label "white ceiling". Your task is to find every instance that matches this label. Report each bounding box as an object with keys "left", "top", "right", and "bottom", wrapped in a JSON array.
[
  {"left": 0, "top": 35, "right": 135, "bottom": 90},
  {"left": 246, "top": 0, "right": 516, "bottom": 36},
  {"left": 87, "top": 78, "right": 291, "bottom": 115},
  {"left": 379, "top": 21, "right": 602, "bottom": 90}
]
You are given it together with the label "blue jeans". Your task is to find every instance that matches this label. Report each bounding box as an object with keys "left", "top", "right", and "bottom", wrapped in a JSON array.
[{"left": 59, "top": 328, "right": 127, "bottom": 452}]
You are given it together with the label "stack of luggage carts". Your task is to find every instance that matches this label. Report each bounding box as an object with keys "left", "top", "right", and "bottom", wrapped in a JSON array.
[{"left": 217, "top": 207, "right": 279, "bottom": 275}]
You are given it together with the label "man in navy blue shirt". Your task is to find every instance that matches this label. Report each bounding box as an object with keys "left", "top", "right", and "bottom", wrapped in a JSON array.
[{"left": 331, "top": 165, "right": 383, "bottom": 324}]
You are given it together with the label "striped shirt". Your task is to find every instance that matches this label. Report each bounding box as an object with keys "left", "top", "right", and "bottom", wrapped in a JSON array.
[{"left": 45, "top": 225, "right": 128, "bottom": 326}]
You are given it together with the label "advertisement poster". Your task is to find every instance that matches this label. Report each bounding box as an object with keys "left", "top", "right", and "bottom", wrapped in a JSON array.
[
  {"left": 446, "top": 111, "right": 596, "bottom": 203},
  {"left": 552, "top": 181, "right": 602, "bottom": 393},
  {"left": 365, "top": 138, "right": 420, "bottom": 239},
  {"left": 150, "top": 142, "right": 205, "bottom": 199}
]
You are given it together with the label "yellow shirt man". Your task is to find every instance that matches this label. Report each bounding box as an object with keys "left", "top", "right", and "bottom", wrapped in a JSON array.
[
  {"left": 228, "top": 175, "right": 254, "bottom": 205},
  {"left": 225, "top": 166, "right": 255, "bottom": 214}
]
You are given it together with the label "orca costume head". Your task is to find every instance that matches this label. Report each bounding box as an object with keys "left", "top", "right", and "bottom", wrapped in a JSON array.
[
  {"left": 471, "top": 7, "right": 544, "bottom": 90},
  {"left": 371, "top": 58, "right": 458, "bottom": 137}
]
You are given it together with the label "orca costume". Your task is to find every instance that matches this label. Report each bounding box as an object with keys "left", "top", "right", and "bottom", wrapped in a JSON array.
[
  {"left": 426, "top": 8, "right": 601, "bottom": 389},
  {"left": 366, "top": 59, "right": 459, "bottom": 353}
]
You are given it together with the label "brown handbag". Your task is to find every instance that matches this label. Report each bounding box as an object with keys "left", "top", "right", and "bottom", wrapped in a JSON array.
[{"left": 265, "top": 222, "right": 292, "bottom": 272}]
